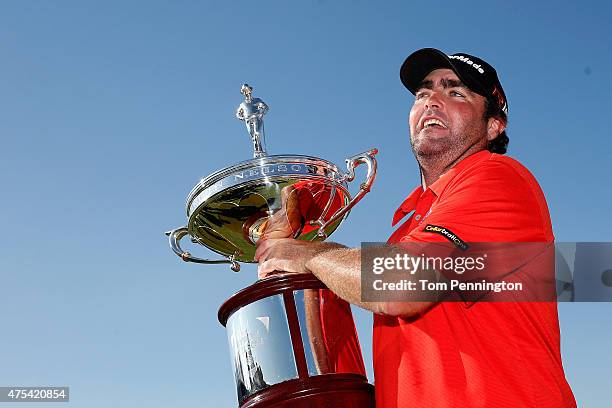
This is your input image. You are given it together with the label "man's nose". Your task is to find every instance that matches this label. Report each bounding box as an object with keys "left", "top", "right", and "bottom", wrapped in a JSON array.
[{"left": 425, "top": 91, "right": 443, "bottom": 109}]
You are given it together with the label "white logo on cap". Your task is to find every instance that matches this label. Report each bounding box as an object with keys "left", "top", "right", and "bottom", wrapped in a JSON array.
[{"left": 448, "top": 55, "right": 485, "bottom": 74}]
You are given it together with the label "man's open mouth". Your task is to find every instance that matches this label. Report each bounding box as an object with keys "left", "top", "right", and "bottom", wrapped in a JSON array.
[{"left": 422, "top": 118, "right": 448, "bottom": 129}]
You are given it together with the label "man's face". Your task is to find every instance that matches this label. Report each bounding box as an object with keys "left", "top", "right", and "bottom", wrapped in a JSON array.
[{"left": 409, "top": 68, "right": 489, "bottom": 160}]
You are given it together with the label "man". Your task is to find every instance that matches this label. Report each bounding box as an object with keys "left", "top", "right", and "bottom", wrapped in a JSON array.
[{"left": 256, "top": 48, "right": 576, "bottom": 407}]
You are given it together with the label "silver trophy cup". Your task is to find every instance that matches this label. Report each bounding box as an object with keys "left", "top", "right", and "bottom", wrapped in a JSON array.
[{"left": 166, "top": 85, "right": 377, "bottom": 407}]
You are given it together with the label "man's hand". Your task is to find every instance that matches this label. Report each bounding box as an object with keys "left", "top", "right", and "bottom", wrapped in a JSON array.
[
  {"left": 255, "top": 238, "right": 314, "bottom": 278},
  {"left": 256, "top": 185, "right": 310, "bottom": 278},
  {"left": 255, "top": 183, "right": 342, "bottom": 279},
  {"left": 255, "top": 238, "right": 343, "bottom": 279},
  {"left": 259, "top": 185, "right": 305, "bottom": 240},
  {"left": 255, "top": 184, "right": 324, "bottom": 279}
]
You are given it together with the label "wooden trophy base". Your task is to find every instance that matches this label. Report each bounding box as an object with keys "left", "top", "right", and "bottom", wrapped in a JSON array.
[{"left": 240, "top": 373, "right": 374, "bottom": 408}]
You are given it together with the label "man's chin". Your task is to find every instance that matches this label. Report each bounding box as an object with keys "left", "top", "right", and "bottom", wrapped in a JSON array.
[{"left": 411, "top": 137, "right": 452, "bottom": 157}]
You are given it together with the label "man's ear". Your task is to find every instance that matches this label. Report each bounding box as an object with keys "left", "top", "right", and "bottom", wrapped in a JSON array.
[{"left": 486, "top": 117, "right": 506, "bottom": 141}]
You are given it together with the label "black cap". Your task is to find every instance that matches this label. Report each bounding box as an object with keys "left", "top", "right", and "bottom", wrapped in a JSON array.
[{"left": 400, "top": 48, "right": 508, "bottom": 115}]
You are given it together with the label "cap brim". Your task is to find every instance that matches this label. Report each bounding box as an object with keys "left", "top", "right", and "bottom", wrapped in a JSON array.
[{"left": 400, "top": 48, "right": 484, "bottom": 96}]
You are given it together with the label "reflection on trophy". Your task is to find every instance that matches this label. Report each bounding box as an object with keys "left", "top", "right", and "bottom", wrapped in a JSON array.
[{"left": 166, "top": 85, "right": 377, "bottom": 407}]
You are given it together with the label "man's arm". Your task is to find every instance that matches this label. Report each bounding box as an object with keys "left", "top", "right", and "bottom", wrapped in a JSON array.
[
  {"left": 255, "top": 184, "right": 443, "bottom": 318},
  {"left": 256, "top": 239, "right": 442, "bottom": 318},
  {"left": 312, "top": 246, "right": 426, "bottom": 317}
]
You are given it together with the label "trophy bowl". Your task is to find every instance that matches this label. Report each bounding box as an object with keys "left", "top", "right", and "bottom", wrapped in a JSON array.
[{"left": 185, "top": 154, "right": 349, "bottom": 263}]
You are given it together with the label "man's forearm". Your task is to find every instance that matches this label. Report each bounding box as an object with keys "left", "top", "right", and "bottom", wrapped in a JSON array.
[
  {"left": 305, "top": 247, "right": 384, "bottom": 314},
  {"left": 305, "top": 246, "right": 436, "bottom": 317}
]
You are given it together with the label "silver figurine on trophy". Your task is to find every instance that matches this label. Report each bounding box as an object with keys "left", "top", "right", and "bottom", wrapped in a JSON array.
[{"left": 236, "top": 84, "right": 269, "bottom": 158}]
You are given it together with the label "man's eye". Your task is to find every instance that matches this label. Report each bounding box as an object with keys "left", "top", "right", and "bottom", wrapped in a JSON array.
[
  {"left": 450, "top": 90, "right": 465, "bottom": 97},
  {"left": 415, "top": 92, "right": 427, "bottom": 100}
]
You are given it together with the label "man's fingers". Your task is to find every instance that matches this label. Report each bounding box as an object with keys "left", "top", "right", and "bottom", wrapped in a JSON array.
[
  {"left": 258, "top": 258, "right": 306, "bottom": 279},
  {"left": 257, "top": 259, "right": 274, "bottom": 278},
  {"left": 260, "top": 185, "right": 307, "bottom": 240},
  {"left": 258, "top": 259, "right": 287, "bottom": 279},
  {"left": 255, "top": 237, "right": 293, "bottom": 262},
  {"left": 261, "top": 210, "right": 294, "bottom": 239},
  {"left": 254, "top": 238, "right": 269, "bottom": 261}
]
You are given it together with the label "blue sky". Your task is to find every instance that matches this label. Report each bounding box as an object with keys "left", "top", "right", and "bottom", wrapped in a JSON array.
[{"left": 1, "top": 1, "right": 610, "bottom": 406}]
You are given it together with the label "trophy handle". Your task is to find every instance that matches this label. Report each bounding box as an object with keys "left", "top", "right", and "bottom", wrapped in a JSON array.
[
  {"left": 165, "top": 227, "right": 241, "bottom": 272},
  {"left": 312, "top": 148, "right": 378, "bottom": 238}
]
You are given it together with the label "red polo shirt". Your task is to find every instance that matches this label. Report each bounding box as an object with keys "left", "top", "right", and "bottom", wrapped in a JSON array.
[{"left": 374, "top": 150, "right": 575, "bottom": 407}]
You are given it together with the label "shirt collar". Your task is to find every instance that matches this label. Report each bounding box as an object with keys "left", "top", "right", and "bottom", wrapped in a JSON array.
[
  {"left": 391, "top": 150, "right": 492, "bottom": 226},
  {"left": 392, "top": 186, "right": 423, "bottom": 226}
]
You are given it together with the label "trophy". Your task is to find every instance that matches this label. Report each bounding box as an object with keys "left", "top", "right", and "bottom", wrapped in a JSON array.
[{"left": 166, "top": 85, "right": 377, "bottom": 407}]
